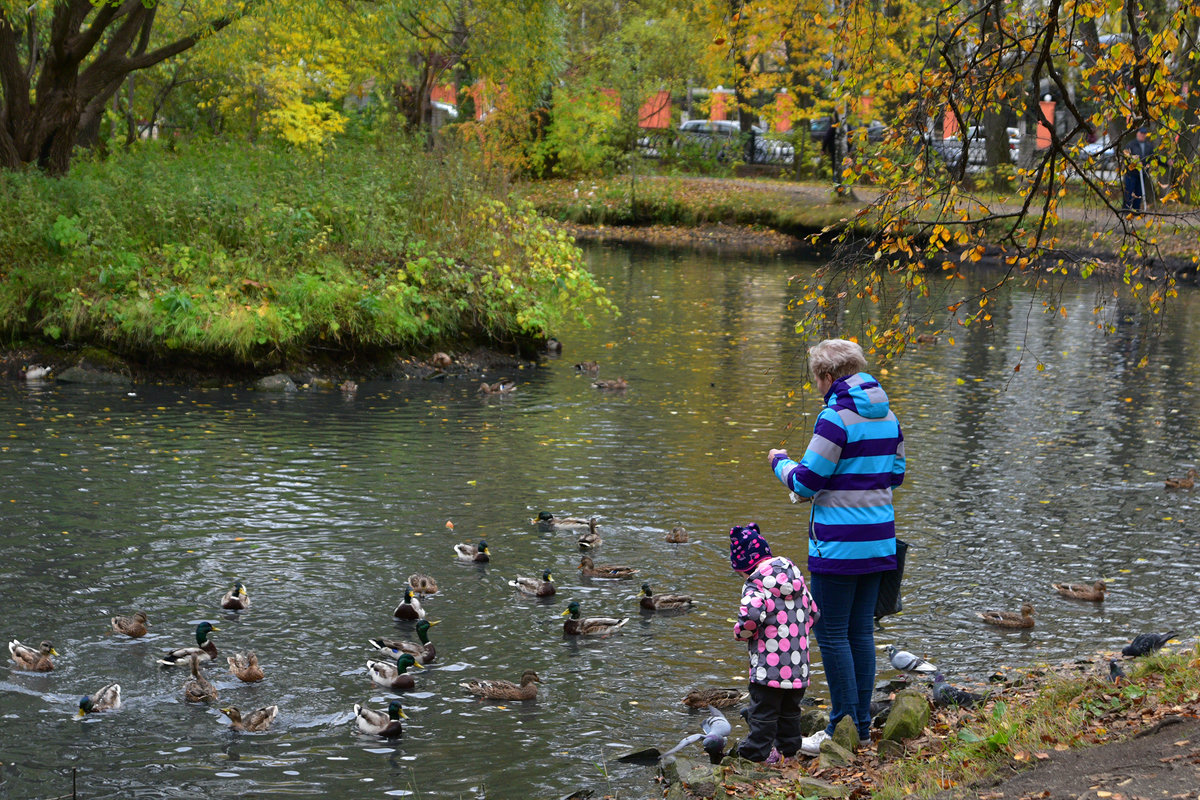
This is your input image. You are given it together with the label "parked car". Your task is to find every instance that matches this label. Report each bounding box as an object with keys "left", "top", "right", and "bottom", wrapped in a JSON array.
[
  {"left": 676, "top": 119, "right": 794, "bottom": 165},
  {"left": 930, "top": 125, "right": 1020, "bottom": 170}
]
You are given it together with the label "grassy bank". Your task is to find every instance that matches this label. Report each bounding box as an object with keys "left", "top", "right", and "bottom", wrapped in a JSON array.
[
  {"left": 0, "top": 137, "right": 613, "bottom": 372},
  {"left": 517, "top": 175, "right": 859, "bottom": 235},
  {"left": 725, "top": 644, "right": 1200, "bottom": 799}
]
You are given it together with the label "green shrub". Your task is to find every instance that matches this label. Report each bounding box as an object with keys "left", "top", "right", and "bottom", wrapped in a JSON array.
[{"left": 0, "top": 135, "right": 615, "bottom": 366}]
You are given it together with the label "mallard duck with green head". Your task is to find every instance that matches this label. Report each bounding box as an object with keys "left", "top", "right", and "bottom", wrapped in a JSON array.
[
  {"left": 638, "top": 583, "right": 694, "bottom": 611},
  {"left": 183, "top": 653, "right": 218, "bottom": 703},
  {"left": 355, "top": 699, "right": 407, "bottom": 738},
  {"left": 369, "top": 619, "right": 438, "bottom": 663},
  {"left": 453, "top": 540, "right": 490, "bottom": 563},
  {"left": 529, "top": 512, "right": 593, "bottom": 531},
  {"left": 9, "top": 639, "right": 58, "bottom": 671},
  {"left": 561, "top": 601, "right": 628, "bottom": 637},
  {"left": 393, "top": 588, "right": 425, "bottom": 620},
  {"left": 578, "top": 555, "right": 638, "bottom": 579},
  {"left": 366, "top": 653, "right": 423, "bottom": 691},
  {"left": 509, "top": 570, "right": 556, "bottom": 597},
  {"left": 157, "top": 622, "right": 220, "bottom": 666},
  {"left": 220, "top": 704, "right": 278, "bottom": 732},
  {"left": 77, "top": 684, "right": 122, "bottom": 716},
  {"left": 221, "top": 581, "right": 249, "bottom": 610},
  {"left": 110, "top": 611, "right": 149, "bottom": 638},
  {"left": 460, "top": 670, "right": 542, "bottom": 701},
  {"left": 978, "top": 602, "right": 1035, "bottom": 629},
  {"left": 227, "top": 651, "right": 265, "bottom": 682}
]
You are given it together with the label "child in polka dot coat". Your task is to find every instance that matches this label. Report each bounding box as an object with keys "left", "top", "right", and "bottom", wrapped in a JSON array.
[{"left": 730, "top": 523, "right": 819, "bottom": 762}]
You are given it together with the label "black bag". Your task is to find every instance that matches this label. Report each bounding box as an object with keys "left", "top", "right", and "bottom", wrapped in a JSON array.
[{"left": 874, "top": 538, "right": 908, "bottom": 619}]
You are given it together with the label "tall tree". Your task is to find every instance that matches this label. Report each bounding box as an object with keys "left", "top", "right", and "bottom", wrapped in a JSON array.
[{"left": 0, "top": 0, "right": 251, "bottom": 174}]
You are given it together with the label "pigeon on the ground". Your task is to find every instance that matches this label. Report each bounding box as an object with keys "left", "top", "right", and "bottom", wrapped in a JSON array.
[
  {"left": 658, "top": 705, "right": 732, "bottom": 764},
  {"left": 931, "top": 673, "right": 984, "bottom": 708},
  {"left": 887, "top": 645, "right": 938, "bottom": 673},
  {"left": 1108, "top": 659, "right": 1126, "bottom": 683},
  {"left": 1121, "top": 631, "right": 1177, "bottom": 658}
]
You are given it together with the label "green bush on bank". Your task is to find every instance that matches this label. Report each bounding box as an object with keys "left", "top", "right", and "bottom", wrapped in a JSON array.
[{"left": 0, "top": 136, "right": 613, "bottom": 368}]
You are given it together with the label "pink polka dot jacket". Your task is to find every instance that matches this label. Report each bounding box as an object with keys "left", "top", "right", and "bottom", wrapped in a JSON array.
[{"left": 733, "top": 556, "right": 819, "bottom": 689}]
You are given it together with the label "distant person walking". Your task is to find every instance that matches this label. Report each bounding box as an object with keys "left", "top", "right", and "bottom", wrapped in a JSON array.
[
  {"left": 767, "top": 339, "right": 905, "bottom": 754},
  {"left": 1122, "top": 127, "right": 1155, "bottom": 212}
]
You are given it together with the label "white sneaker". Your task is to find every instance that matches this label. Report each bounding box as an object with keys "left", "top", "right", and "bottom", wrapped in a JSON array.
[{"left": 799, "top": 730, "right": 830, "bottom": 756}]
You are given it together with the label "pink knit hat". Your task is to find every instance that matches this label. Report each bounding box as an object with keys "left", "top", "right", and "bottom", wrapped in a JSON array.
[{"left": 729, "top": 523, "right": 772, "bottom": 572}]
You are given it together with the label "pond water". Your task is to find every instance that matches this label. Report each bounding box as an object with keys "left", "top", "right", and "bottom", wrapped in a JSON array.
[{"left": 1, "top": 243, "right": 1198, "bottom": 799}]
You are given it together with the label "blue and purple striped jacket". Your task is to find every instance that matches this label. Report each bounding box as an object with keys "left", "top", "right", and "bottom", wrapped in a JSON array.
[{"left": 772, "top": 372, "right": 905, "bottom": 575}]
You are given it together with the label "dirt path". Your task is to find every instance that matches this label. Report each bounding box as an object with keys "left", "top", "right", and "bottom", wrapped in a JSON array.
[{"left": 936, "top": 716, "right": 1200, "bottom": 800}]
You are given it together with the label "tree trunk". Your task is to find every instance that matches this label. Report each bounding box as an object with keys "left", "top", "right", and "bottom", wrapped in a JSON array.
[{"left": 0, "top": 1, "right": 246, "bottom": 175}]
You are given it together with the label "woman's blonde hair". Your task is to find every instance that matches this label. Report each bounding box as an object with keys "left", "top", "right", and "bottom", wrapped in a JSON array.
[{"left": 809, "top": 339, "right": 867, "bottom": 381}]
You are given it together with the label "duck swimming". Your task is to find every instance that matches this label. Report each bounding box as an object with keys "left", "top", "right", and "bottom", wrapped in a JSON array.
[
  {"left": 509, "top": 570, "right": 556, "bottom": 597},
  {"left": 408, "top": 573, "right": 439, "bottom": 594},
  {"left": 638, "top": 583, "right": 694, "bottom": 611},
  {"left": 681, "top": 687, "right": 748, "bottom": 709},
  {"left": 978, "top": 602, "right": 1035, "bottom": 629},
  {"left": 665, "top": 526, "right": 689, "bottom": 543},
  {"left": 355, "top": 699, "right": 407, "bottom": 738},
  {"left": 1164, "top": 468, "right": 1197, "bottom": 490},
  {"left": 461, "top": 670, "right": 542, "bottom": 701},
  {"left": 221, "top": 581, "right": 249, "bottom": 610},
  {"left": 578, "top": 555, "right": 638, "bottom": 579},
  {"left": 227, "top": 651, "right": 265, "bottom": 682},
  {"left": 530, "top": 512, "right": 594, "bottom": 531},
  {"left": 577, "top": 519, "right": 603, "bottom": 549},
  {"left": 158, "top": 622, "right": 220, "bottom": 666},
  {"left": 110, "top": 611, "right": 150, "bottom": 638},
  {"left": 183, "top": 653, "right": 218, "bottom": 703},
  {"left": 393, "top": 588, "right": 425, "bottom": 620},
  {"left": 369, "top": 619, "right": 438, "bottom": 664},
  {"left": 453, "top": 540, "right": 490, "bottom": 563},
  {"left": 9, "top": 639, "right": 58, "bottom": 671},
  {"left": 561, "top": 601, "right": 628, "bottom": 637},
  {"left": 220, "top": 705, "right": 278, "bottom": 732},
  {"left": 1052, "top": 580, "right": 1107, "bottom": 602},
  {"left": 592, "top": 377, "right": 628, "bottom": 390},
  {"left": 77, "top": 684, "right": 122, "bottom": 716},
  {"left": 366, "top": 653, "right": 422, "bottom": 691}
]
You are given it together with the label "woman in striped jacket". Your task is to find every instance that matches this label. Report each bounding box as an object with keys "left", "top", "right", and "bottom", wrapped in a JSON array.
[{"left": 767, "top": 338, "right": 905, "bottom": 754}]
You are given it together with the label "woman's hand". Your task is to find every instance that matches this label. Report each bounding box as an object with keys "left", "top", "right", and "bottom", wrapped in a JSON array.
[{"left": 768, "top": 448, "right": 788, "bottom": 464}]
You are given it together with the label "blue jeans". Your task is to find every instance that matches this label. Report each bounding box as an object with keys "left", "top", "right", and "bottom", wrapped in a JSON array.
[{"left": 810, "top": 571, "right": 881, "bottom": 739}]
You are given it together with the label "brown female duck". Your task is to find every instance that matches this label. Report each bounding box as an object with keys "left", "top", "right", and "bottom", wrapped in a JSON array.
[
  {"left": 578, "top": 555, "right": 638, "bottom": 579},
  {"left": 460, "top": 669, "right": 542, "bottom": 701},
  {"left": 681, "top": 687, "right": 749, "bottom": 709},
  {"left": 665, "top": 526, "right": 689, "bottom": 543},
  {"left": 183, "top": 653, "right": 219, "bottom": 704},
  {"left": 1164, "top": 468, "right": 1198, "bottom": 490},
  {"left": 1052, "top": 580, "right": 1107, "bottom": 602},
  {"left": 220, "top": 704, "right": 278, "bottom": 732},
  {"left": 978, "top": 602, "right": 1035, "bottom": 629},
  {"left": 227, "top": 651, "right": 265, "bottom": 682},
  {"left": 110, "top": 611, "right": 150, "bottom": 638},
  {"left": 408, "top": 573, "right": 439, "bottom": 594}
]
